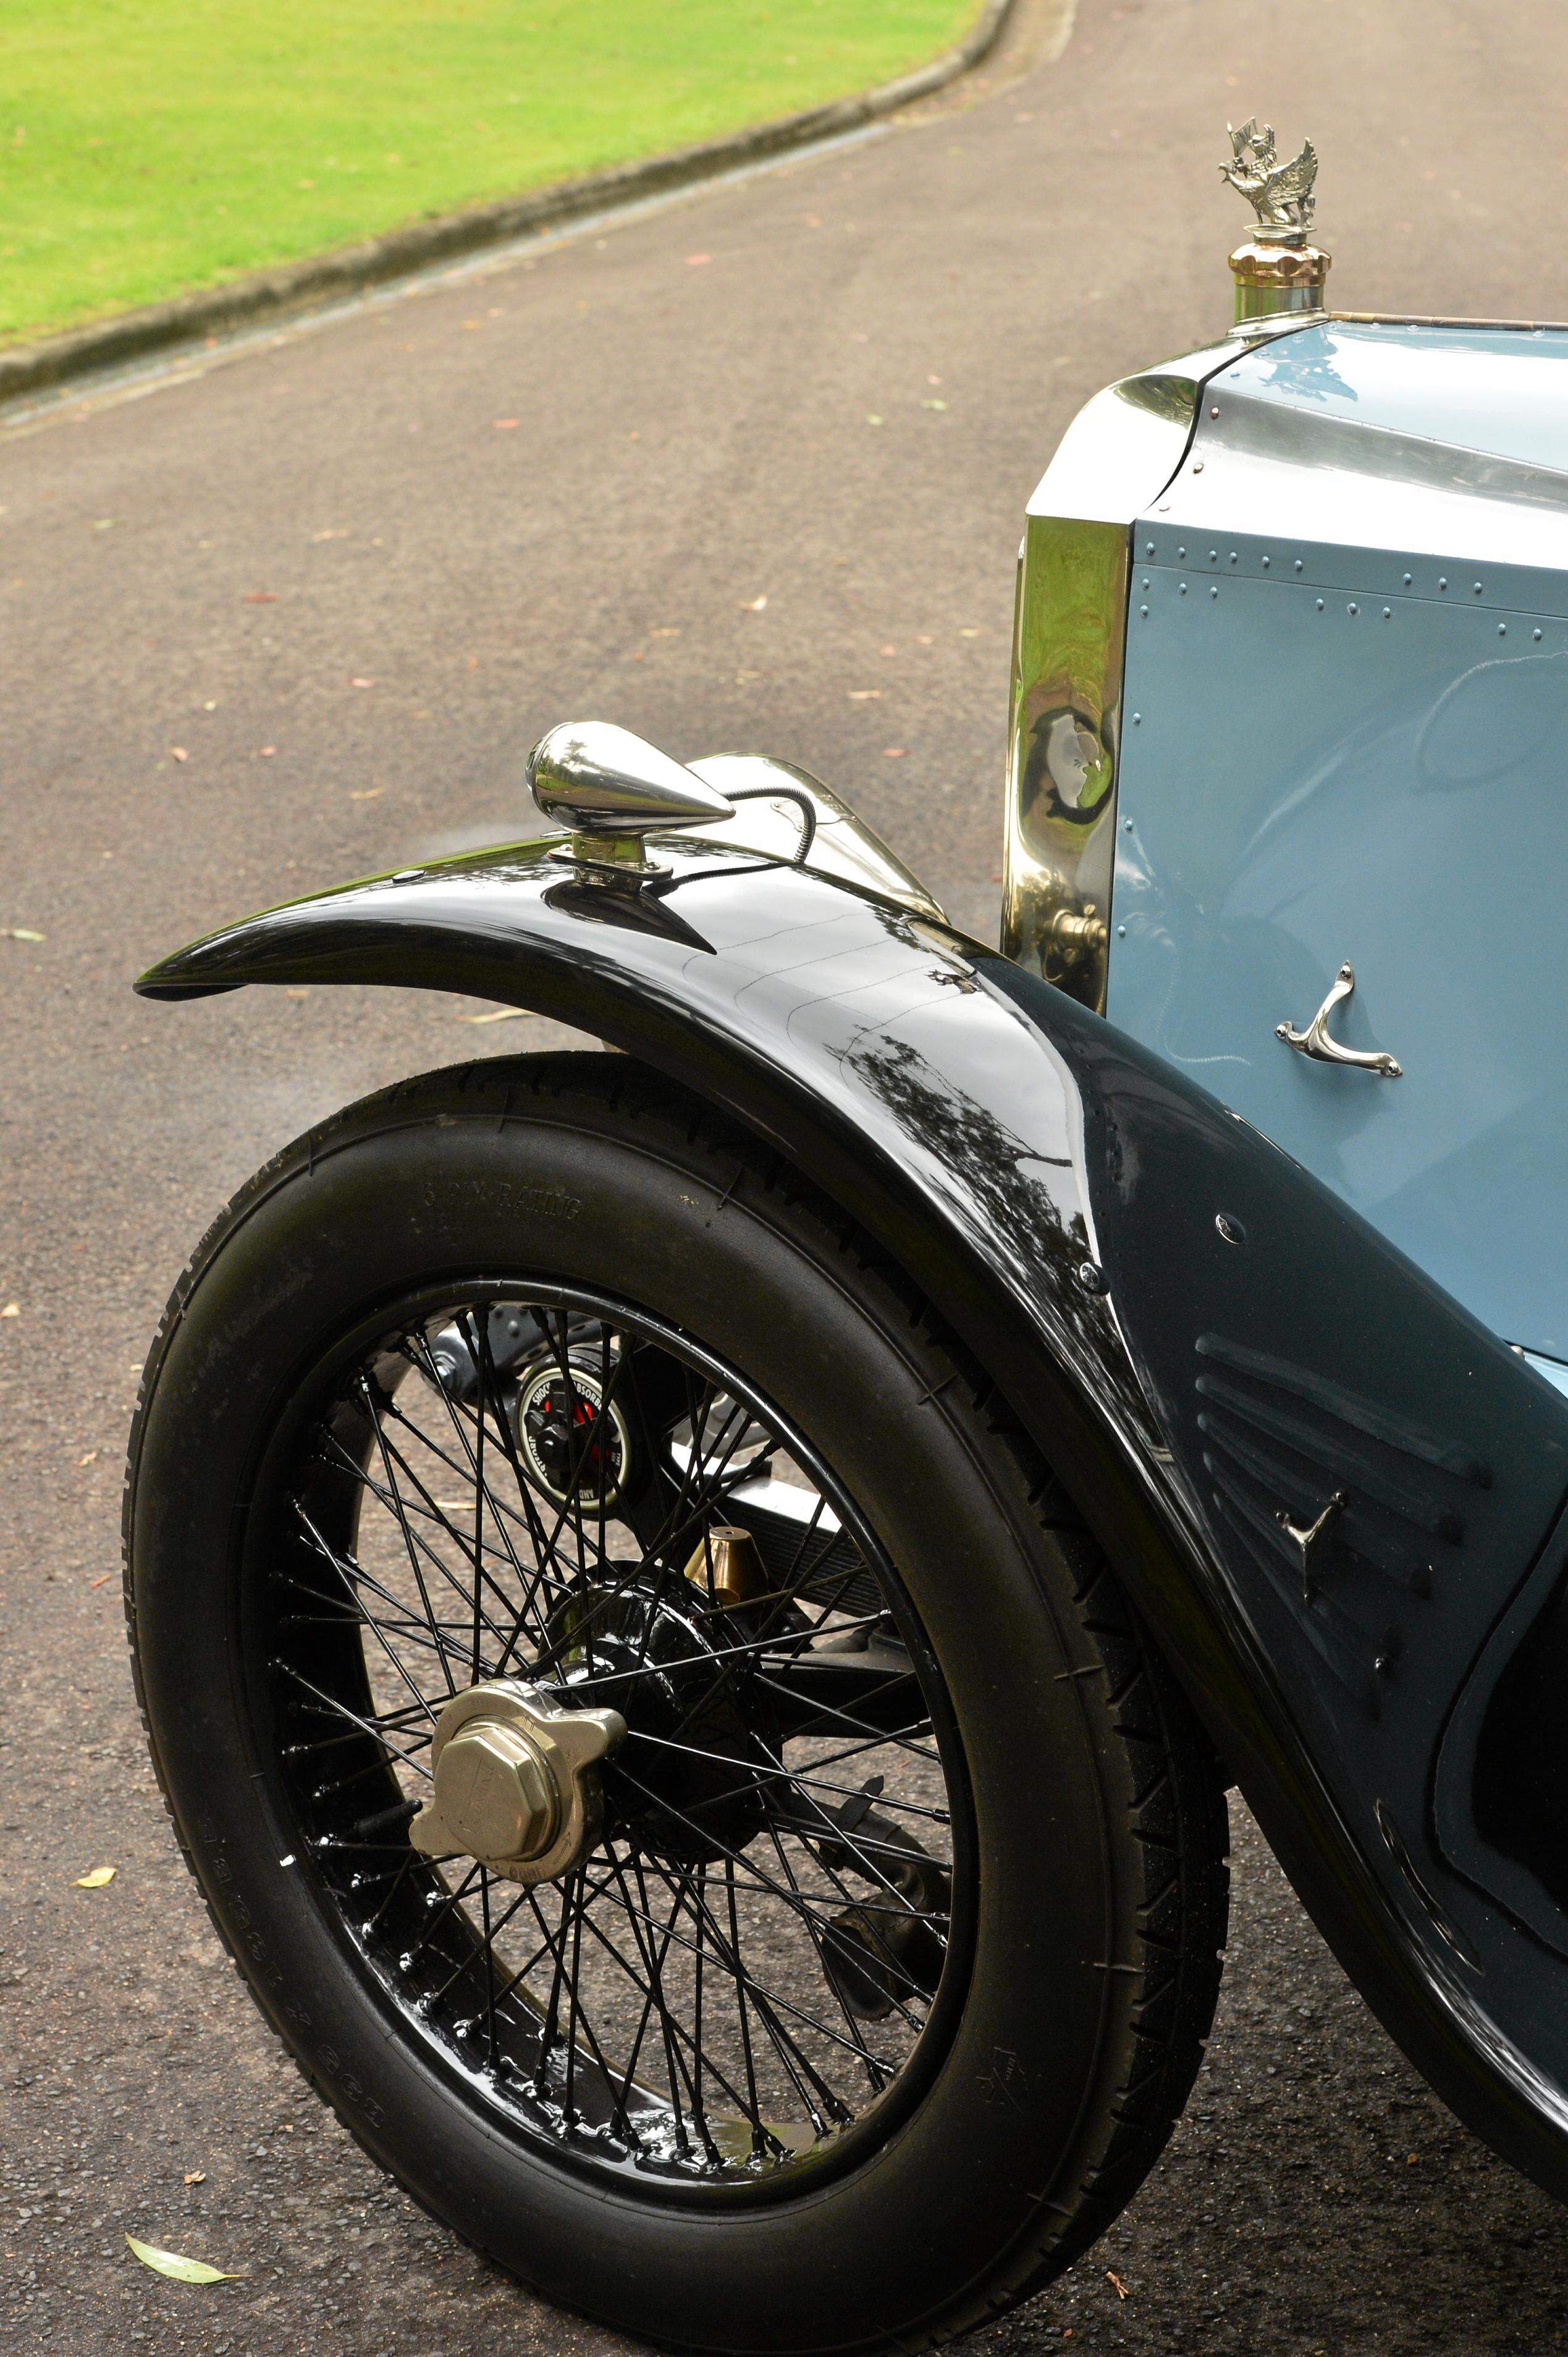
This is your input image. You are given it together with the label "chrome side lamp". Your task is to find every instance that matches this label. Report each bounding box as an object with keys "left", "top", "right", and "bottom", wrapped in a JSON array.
[{"left": 528, "top": 720, "right": 735, "bottom": 884}]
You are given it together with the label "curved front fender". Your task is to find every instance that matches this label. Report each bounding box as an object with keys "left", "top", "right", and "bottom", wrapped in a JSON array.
[{"left": 139, "top": 836, "right": 1568, "bottom": 2199}]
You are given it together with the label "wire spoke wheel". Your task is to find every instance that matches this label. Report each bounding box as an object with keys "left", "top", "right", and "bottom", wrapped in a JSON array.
[
  {"left": 270, "top": 1284, "right": 969, "bottom": 2193},
  {"left": 129, "top": 1059, "right": 1228, "bottom": 2351}
]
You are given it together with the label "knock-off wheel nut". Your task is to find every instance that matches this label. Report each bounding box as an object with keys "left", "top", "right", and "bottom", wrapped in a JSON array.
[{"left": 408, "top": 1680, "right": 625, "bottom": 1884}]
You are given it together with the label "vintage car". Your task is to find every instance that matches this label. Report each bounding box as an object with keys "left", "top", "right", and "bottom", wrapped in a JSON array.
[{"left": 127, "top": 125, "right": 1568, "bottom": 2355}]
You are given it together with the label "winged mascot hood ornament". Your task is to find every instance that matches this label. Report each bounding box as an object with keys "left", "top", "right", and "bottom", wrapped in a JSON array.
[{"left": 1221, "top": 117, "right": 1319, "bottom": 234}]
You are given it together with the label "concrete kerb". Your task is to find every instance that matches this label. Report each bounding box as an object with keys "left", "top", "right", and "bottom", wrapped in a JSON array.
[{"left": 0, "top": 0, "right": 1020, "bottom": 410}]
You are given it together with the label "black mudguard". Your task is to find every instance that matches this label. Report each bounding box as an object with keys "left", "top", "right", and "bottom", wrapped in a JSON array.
[{"left": 139, "top": 836, "right": 1568, "bottom": 2198}]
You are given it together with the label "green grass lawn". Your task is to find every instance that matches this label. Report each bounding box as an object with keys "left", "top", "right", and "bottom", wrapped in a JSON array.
[{"left": 0, "top": 1, "right": 979, "bottom": 344}]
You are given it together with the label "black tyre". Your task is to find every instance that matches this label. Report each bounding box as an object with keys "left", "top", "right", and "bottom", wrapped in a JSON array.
[{"left": 125, "top": 1052, "right": 1228, "bottom": 2355}]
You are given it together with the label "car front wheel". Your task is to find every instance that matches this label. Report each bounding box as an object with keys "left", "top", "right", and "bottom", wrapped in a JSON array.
[{"left": 125, "top": 1051, "right": 1228, "bottom": 2355}]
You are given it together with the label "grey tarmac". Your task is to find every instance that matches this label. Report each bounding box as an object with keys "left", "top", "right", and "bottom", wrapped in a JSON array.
[{"left": 3, "top": 1, "right": 1567, "bottom": 2350}]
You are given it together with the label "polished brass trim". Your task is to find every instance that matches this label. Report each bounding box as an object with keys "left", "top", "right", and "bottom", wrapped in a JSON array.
[
  {"left": 1003, "top": 512, "right": 1125, "bottom": 1007},
  {"left": 1218, "top": 117, "right": 1330, "bottom": 336},
  {"left": 1330, "top": 311, "right": 1568, "bottom": 332},
  {"left": 1003, "top": 342, "right": 1246, "bottom": 1004},
  {"left": 682, "top": 1524, "right": 768, "bottom": 1608},
  {"left": 1228, "top": 237, "right": 1331, "bottom": 336},
  {"left": 408, "top": 1678, "right": 626, "bottom": 1885}
]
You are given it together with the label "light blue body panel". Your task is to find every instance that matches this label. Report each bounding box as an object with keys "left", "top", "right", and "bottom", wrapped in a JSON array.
[{"left": 1108, "top": 323, "right": 1568, "bottom": 1360}]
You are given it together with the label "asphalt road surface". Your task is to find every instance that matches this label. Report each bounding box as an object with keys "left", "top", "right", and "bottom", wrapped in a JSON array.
[{"left": 6, "top": 0, "right": 1568, "bottom": 2350}]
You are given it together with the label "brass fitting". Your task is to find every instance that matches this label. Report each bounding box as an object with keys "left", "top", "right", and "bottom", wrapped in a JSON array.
[{"left": 683, "top": 1525, "right": 769, "bottom": 1607}]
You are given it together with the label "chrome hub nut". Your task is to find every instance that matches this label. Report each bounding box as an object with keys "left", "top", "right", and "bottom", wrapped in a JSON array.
[{"left": 408, "top": 1680, "right": 625, "bottom": 1884}]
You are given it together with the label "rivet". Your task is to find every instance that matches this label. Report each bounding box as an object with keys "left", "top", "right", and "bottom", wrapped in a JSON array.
[
  {"left": 1179, "top": 582, "right": 1188, "bottom": 595},
  {"left": 1348, "top": 602, "right": 1359, "bottom": 616},
  {"left": 1141, "top": 577, "right": 1150, "bottom": 589},
  {"left": 1117, "top": 924, "right": 1127, "bottom": 937},
  {"left": 1178, "top": 545, "right": 1186, "bottom": 558},
  {"left": 1294, "top": 559, "right": 1303, "bottom": 572},
  {"left": 1499, "top": 623, "right": 1507, "bottom": 635},
  {"left": 1210, "top": 405, "right": 1220, "bottom": 417},
  {"left": 1383, "top": 607, "right": 1392, "bottom": 619},
  {"left": 1229, "top": 551, "right": 1238, "bottom": 564},
  {"left": 1124, "top": 818, "right": 1134, "bottom": 832},
  {"left": 1402, "top": 573, "right": 1413, "bottom": 586},
  {"left": 1145, "top": 541, "right": 1155, "bottom": 556},
  {"left": 1438, "top": 576, "right": 1448, "bottom": 590},
  {"left": 1473, "top": 582, "right": 1483, "bottom": 594},
  {"left": 1261, "top": 555, "right": 1271, "bottom": 569},
  {"left": 1192, "top": 461, "right": 1204, "bottom": 473},
  {"left": 1139, "top": 604, "right": 1149, "bottom": 617},
  {"left": 1316, "top": 598, "right": 1325, "bottom": 611},
  {"left": 1535, "top": 628, "right": 1544, "bottom": 641},
  {"left": 1210, "top": 585, "right": 1218, "bottom": 598},
  {"left": 1131, "top": 712, "right": 1142, "bottom": 724},
  {"left": 1075, "top": 1260, "right": 1107, "bottom": 1295},
  {"left": 1209, "top": 548, "right": 1218, "bottom": 561},
  {"left": 1215, "top": 1212, "right": 1247, "bottom": 1246}
]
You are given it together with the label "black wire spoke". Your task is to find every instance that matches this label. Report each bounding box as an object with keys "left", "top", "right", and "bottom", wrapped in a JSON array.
[
  {"left": 609, "top": 1855, "right": 905, "bottom": 2078},
  {"left": 752, "top": 1669, "right": 942, "bottom": 1764},
  {"left": 354, "top": 1376, "right": 465, "bottom": 1698},
  {"left": 272, "top": 1285, "right": 963, "bottom": 2185},
  {"left": 292, "top": 1505, "right": 462, "bottom": 1724},
  {"left": 379, "top": 1382, "right": 596, "bottom": 1601},
  {"left": 340, "top": 1415, "right": 541, "bottom": 1656},
  {"left": 408, "top": 1319, "right": 568, "bottom": 1615},
  {"left": 761, "top": 1818, "right": 898, "bottom": 2094},
  {"left": 276, "top": 1661, "right": 438, "bottom": 1775},
  {"left": 609, "top": 1760, "right": 937, "bottom": 1947}
]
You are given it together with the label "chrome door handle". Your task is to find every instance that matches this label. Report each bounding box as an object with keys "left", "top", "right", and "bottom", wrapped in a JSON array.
[{"left": 1276, "top": 962, "right": 1402, "bottom": 1079}]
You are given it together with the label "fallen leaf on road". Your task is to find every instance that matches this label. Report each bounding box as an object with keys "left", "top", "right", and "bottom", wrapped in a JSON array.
[
  {"left": 866, "top": 414, "right": 884, "bottom": 426},
  {"left": 183, "top": 2171, "right": 206, "bottom": 2186},
  {"left": 312, "top": 528, "right": 348, "bottom": 541},
  {"left": 922, "top": 399, "right": 948, "bottom": 412},
  {"left": 349, "top": 677, "right": 374, "bottom": 688},
  {"left": 74, "top": 1866, "right": 116, "bottom": 1888},
  {"left": 125, "top": 2235, "right": 239, "bottom": 2283},
  {"left": 880, "top": 645, "right": 896, "bottom": 655},
  {"left": 740, "top": 595, "right": 767, "bottom": 612},
  {"left": 492, "top": 418, "right": 520, "bottom": 430},
  {"left": 1, "top": 1302, "right": 19, "bottom": 1317},
  {"left": 348, "top": 785, "right": 384, "bottom": 800},
  {"left": 685, "top": 253, "right": 711, "bottom": 266},
  {"left": 4, "top": 928, "right": 44, "bottom": 941},
  {"left": 882, "top": 747, "right": 907, "bottom": 758},
  {"left": 460, "top": 1007, "right": 528, "bottom": 1024},
  {"left": 284, "top": 987, "right": 310, "bottom": 1000},
  {"left": 259, "top": 746, "right": 276, "bottom": 757},
  {"left": 92, "top": 517, "right": 117, "bottom": 531},
  {"left": 242, "top": 592, "right": 277, "bottom": 604},
  {"left": 847, "top": 690, "right": 881, "bottom": 701},
  {"left": 78, "top": 1450, "right": 98, "bottom": 1465},
  {"left": 649, "top": 626, "right": 680, "bottom": 637},
  {"left": 170, "top": 747, "right": 188, "bottom": 762},
  {"left": 88, "top": 1573, "right": 113, "bottom": 1589},
  {"left": 927, "top": 374, "right": 942, "bottom": 386},
  {"left": 1105, "top": 2270, "right": 1129, "bottom": 2301},
  {"left": 959, "top": 627, "right": 984, "bottom": 638}
]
